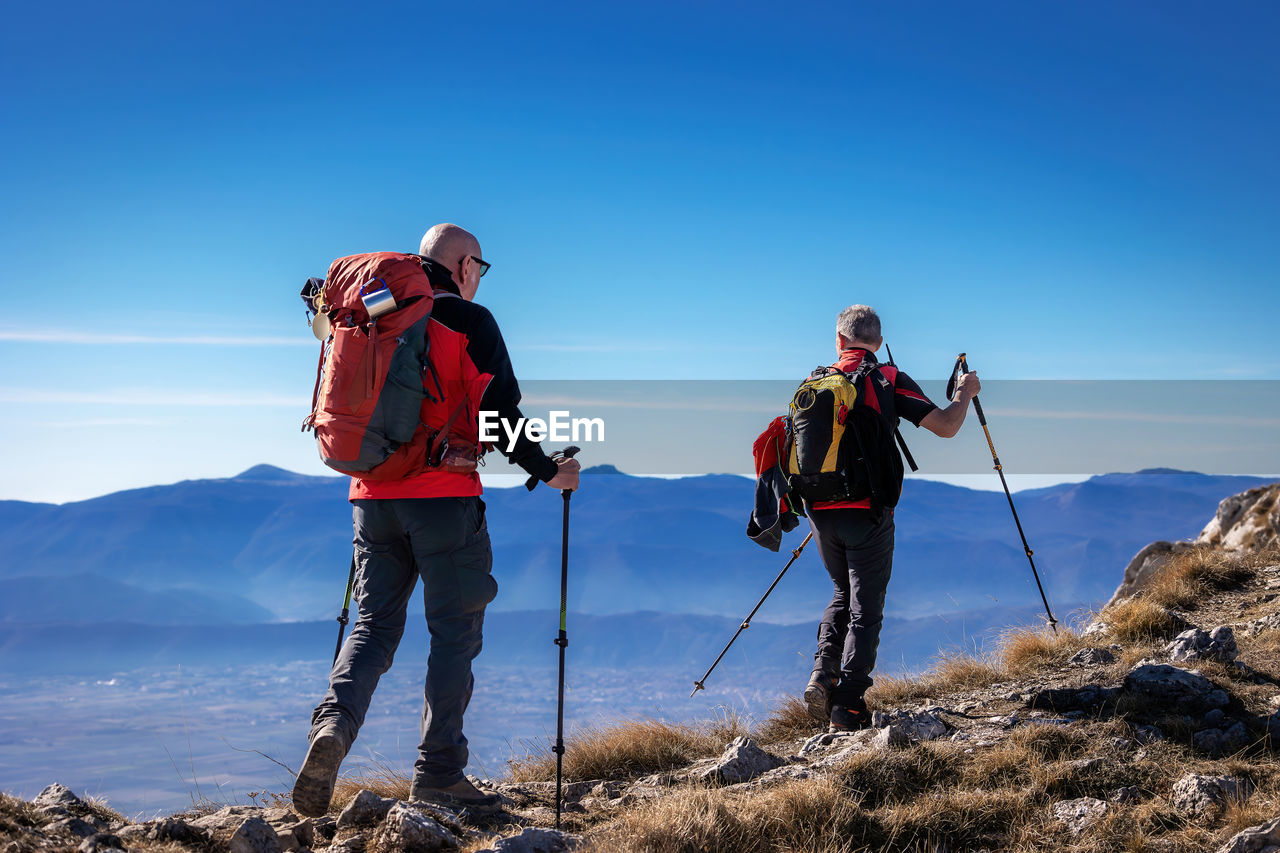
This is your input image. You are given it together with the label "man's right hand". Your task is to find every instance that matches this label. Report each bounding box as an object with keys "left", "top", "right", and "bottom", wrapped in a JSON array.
[
  {"left": 546, "top": 458, "right": 581, "bottom": 491},
  {"left": 954, "top": 370, "right": 981, "bottom": 401}
]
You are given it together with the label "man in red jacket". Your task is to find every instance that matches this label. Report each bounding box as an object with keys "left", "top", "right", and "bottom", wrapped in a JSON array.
[
  {"left": 293, "top": 224, "right": 580, "bottom": 817},
  {"left": 803, "top": 304, "right": 979, "bottom": 731}
]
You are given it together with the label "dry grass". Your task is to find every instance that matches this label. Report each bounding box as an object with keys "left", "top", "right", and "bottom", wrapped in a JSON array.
[
  {"left": 585, "top": 720, "right": 1280, "bottom": 853},
  {"left": 1101, "top": 597, "right": 1187, "bottom": 644},
  {"left": 864, "top": 625, "right": 1085, "bottom": 708},
  {"left": 878, "top": 786, "right": 1035, "bottom": 851},
  {"left": 869, "top": 652, "right": 1005, "bottom": 705},
  {"left": 506, "top": 714, "right": 749, "bottom": 784},
  {"left": 1241, "top": 627, "right": 1280, "bottom": 678},
  {"left": 834, "top": 743, "right": 962, "bottom": 809},
  {"left": 0, "top": 790, "right": 125, "bottom": 831},
  {"left": 1144, "top": 547, "right": 1255, "bottom": 610},
  {"left": 582, "top": 542, "right": 1280, "bottom": 851},
  {"left": 593, "top": 777, "right": 873, "bottom": 853},
  {"left": 753, "top": 696, "right": 826, "bottom": 744},
  {"left": 0, "top": 792, "right": 42, "bottom": 833},
  {"left": 330, "top": 757, "right": 412, "bottom": 812},
  {"left": 998, "top": 626, "right": 1090, "bottom": 676},
  {"left": 1222, "top": 793, "right": 1280, "bottom": 836}
]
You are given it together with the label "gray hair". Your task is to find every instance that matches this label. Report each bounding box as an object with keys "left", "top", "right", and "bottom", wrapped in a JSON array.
[{"left": 836, "top": 304, "right": 882, "bottom": 345}]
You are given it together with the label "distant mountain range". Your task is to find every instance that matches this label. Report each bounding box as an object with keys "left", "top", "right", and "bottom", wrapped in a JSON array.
[
  {"left": 0, "top": 465, "right": 1271, "bottom": 630},
  {"left": 0, "top": 603, "right": 1047, "bottom": 681}
]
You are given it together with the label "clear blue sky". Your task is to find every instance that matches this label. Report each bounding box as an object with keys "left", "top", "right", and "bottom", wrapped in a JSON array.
[{"left": 2, "top": 1, "right": 1277, "bottom": 502}]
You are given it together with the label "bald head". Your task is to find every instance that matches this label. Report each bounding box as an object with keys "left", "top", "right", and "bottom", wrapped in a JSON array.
[
  {"left": 419, "top": 223, "right": 480, "bottom": 266},
  {"left": 419, "top": 223, "right": 485, "bottom": 301}
]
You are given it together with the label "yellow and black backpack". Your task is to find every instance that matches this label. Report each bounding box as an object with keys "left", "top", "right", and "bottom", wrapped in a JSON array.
[{"left": 785, "top": 363, "right": 906, "bottom": 509}]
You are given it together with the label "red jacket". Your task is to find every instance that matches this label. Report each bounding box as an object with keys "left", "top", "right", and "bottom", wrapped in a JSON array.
[{"left": 350, "top": 280, "right": 557, "bottom": 500}]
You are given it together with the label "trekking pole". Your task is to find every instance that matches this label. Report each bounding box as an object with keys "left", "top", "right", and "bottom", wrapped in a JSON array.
[
  {"left": 536, "top": 445, "right": 581, "bottom": 831},
  {"left": 690, "top": 531, "right": 813, "bottom": 698},
  {"left": 952, "top": 353, "right": 1059, "bottom": 634},
  {"left": 333, "top": 554, "right": 357, "bottom": 665}
]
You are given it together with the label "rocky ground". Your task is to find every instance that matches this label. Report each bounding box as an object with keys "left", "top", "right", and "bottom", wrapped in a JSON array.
[{"left": 5, "top": 483, "right": 1280, "bottom": 852}]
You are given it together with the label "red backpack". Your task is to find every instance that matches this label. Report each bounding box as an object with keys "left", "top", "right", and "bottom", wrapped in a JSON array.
[{"left": 301, "top": 252, "right": 469, "bottom": 480}]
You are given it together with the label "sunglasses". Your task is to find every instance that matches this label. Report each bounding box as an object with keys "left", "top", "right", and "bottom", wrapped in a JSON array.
[{"left": 470, "top": 256, "right": 491, "bottom": 278}]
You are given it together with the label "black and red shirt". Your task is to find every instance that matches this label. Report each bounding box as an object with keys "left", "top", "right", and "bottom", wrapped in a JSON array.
[
  {"left": 811, "top": 347, "right": 937, "bottom": 510},
  {"left": 349, "top": 267, "right": 558, "bottom": 500}
]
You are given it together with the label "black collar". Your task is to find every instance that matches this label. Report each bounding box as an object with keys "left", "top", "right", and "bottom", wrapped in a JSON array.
[{"left": 418, "top": 256, "right": 461, "bottom": 296}]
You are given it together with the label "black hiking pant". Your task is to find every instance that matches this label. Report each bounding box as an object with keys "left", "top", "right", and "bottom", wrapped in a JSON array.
[
  {"left": 310, "top": 496, "right": 497, "bottom": 788},
  {"left": 809, "top": 507, "right": 895, "bottom": 706}
]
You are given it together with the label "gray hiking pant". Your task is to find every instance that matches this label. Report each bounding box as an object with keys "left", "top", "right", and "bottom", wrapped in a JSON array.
[
  {"left": 810, "top": 508, "right": 895, "bottom": 706},
  {"left": 310, "top": 496, "right": 497, "bottom": 788}
]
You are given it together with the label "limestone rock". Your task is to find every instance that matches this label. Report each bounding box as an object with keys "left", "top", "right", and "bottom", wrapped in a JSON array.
[
  {"left": 870, "top": 709, "right": 949, "bottom": 742},
  {"left": 1082, "top": 619, "right": 1110, "bottom": 639},
  {"left": 191, "top": 806, "right": 266, "bottom": 836},
  {"left": 1029, "top": 684, "right": 1118, "bottom": 713},
  {"left": 402, "top": 802, "right": 464, "bottom": 837},
  {"left": 1170, "top": 773, "right": 1252, "bottom": 817},
  {"left": 372, "top": 801, "right": 459, "bottom": 852},
  {"left": 1108, "top": 541, "right": 1196, "bottom": 605},
  {"left": 1052, "top": 797, "right": 1108, "bottom": 834},
  {"left": 329, "top": 832, "right": 368, "bottom": 853},
  {"left": 117, "top": 817, "right": 208, "bottom": 845},
  {"left": 33, "top": 784, "right": 85, "bottom": 813},
  {"left": 1068, "top": 647, "right": 1116, "bottom": 666},
  {"left": 1245, "top": 612, "right": 1280, "bottom": 636},
  {"left": 78, "top": 833, "right": 124, "bottom": 853},
  {"left": 1124, "top": 661, "right": 1229, "bottom": 710},
  {"left": 229, "top": 817, "right": 282, "bottom": 853},
  {"left": 1166, "top": 626, "right": 1239, "bottom": 662},
  {"left": 1192, "top": 722, "right": 1251, "bottom": 757},
  {"left": 870, "top": 725, "right": 908, "bottom": 749},
  {"left": 743, "top": 765, "right": 814, "bottom": 787},
  {"left": 799, "top": 731, "right": 860, "bottom": 755},
  {"left": 1197, "top": 483, "right": 1280, "bottom": 550},
  {"left": 1109, "top": 787, "right": 1142, "bottom": 804},
  {"left": 1215, "top": 817, "right": 1280, "bottom": 853},
  {"left": 312, "top": 815, "right": 338, "bottom": 843},
  {"left": 806, "top": 729, "right": 881, "bottom": 768},
  {"left": 477, "top": 827, "right": 580, "bottom": 853},
  {"left": 337, "top": 790, "right": 397, "bottom": 829},
  {"left": 275, "top": 817, "right": 314, "bottom": 852},
  {"left": 698, "top": 736, "right": 785, "bottom": 785},
  {"left": 1134, "top": 724, "right": 1165, "bottom": 743},
  {"left": 45, "top": 818, "right": 98, "bottom": 839}
]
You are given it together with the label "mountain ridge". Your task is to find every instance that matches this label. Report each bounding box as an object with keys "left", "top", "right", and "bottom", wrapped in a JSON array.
[{"left": 0, "top": 468, "right": 1271, "bottom": 627}]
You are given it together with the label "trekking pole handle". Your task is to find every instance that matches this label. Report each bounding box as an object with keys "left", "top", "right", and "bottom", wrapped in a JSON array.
[
  {"left": 955, "top": 353, "right": 987, "bottom": 426},
  {"left": 526, "top": 446, "right": 581, "bottom": 491}
]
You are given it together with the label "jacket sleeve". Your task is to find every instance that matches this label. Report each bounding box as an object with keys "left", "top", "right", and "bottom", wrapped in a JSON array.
[
  {"left": 465, "top": 306, "right": 559, "bottom": 483},
  {"left": 891, "top": 369, "right": 938, "bottom": 427}
]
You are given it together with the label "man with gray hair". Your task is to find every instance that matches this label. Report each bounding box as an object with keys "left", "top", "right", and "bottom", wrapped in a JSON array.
[
  {"left": 293, "top": 223, "right": 581, "bottom": 817},
  {"left": 802, "top": 304, "right": 980, "bottom": 730}
]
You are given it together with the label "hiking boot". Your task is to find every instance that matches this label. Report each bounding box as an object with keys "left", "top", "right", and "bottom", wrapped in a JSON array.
[
  {"left": 292, "top": 725, "right": 349, "bottom": 817},
  {"left": 410, "top": 777, "right": 502, "bottom": 814},
  {"left": 829, "top": 697, "right": 871, "bottom": 733},
  {"left": 803, "top": 670, "right": 836, "bottom": 722}
]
